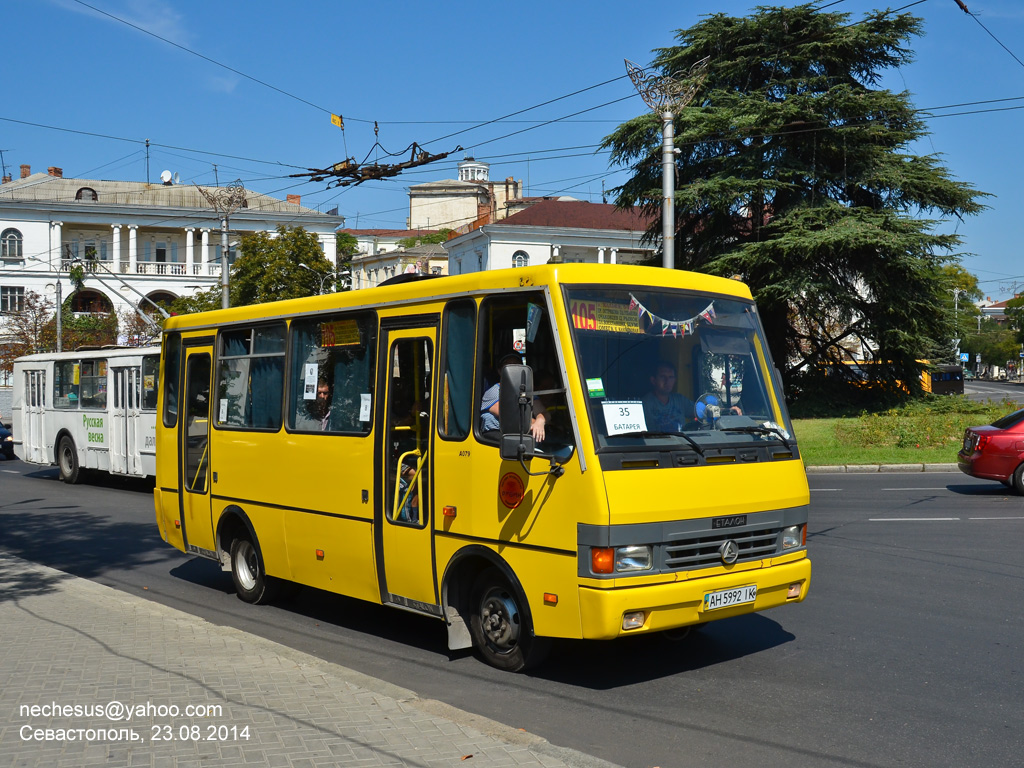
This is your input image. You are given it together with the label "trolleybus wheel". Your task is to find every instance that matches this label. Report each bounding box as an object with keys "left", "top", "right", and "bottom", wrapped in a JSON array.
[
  {"left": 469, "top": 567, "right": 549, "bottom": 672},
  {"left": 57, "top": 436, "right": 81, "bottom": 484},
  {"left": 230, "top": 533, "right": 275, "bottom": 605}
]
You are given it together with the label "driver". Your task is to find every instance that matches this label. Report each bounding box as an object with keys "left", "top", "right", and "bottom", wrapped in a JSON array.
[{"left": 642, "top": 361, "right": 694, "bottom": 432}]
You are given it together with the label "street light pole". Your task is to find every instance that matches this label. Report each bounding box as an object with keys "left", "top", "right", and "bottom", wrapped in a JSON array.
[
  {"left": 625, "top": 57, "right": 709, "bottom": 270},
  {"left": 299, "top": 263, "right": 332, "bottom": 295},
  {"left": 197, "top": 181, "right": 247, "bottom": 309}
]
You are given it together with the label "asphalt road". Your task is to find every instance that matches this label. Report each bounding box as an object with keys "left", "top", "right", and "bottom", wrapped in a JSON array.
[{"left": 1, "top": 457, "right": 1020, "bottom": 768}]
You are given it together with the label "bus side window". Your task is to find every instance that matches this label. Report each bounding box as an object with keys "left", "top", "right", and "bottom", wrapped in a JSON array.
[
  {"left": 288, "top": 313, "right": 376, "bottom": 434},
  {"left": 163, "top": 333, "right": 181, "bottom": 427},
  {"left": 217, "top": 324, "right": 286, "bottom": 430},
  {"left": 439, "top": 299, "right": 475, "bottom": 440}
]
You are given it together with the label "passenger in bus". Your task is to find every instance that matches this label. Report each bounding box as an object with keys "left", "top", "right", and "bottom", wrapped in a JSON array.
[
  {"left": 480, "top": 353, "right": 547, "bottom": 442},
  {"left": 296, "top": 376, "right": 332, "bottom": 431},
  {"left": 396, "top": 458, "right": 419, "bottom": 523},
  {"left": 642, "top": 361, "right": 695, "bottom": 432}
]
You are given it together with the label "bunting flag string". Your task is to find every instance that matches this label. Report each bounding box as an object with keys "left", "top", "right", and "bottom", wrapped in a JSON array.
[{"left": 629, "top": 294, "right": 715, "bottom": 339}]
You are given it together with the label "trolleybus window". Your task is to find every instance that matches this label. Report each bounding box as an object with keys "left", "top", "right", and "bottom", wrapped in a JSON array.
[{"left": 163, "top": 333, "right": 181, "bottom": 427}]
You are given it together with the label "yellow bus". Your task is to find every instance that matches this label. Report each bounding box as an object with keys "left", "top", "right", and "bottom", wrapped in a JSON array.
[{"left": 153, "top": 264, "right": 810, "bottom": 671}]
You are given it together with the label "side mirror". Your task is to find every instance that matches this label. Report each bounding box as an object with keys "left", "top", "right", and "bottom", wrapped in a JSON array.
[{"left": 498, "top": 364, "right": 535, "bottom": 461}]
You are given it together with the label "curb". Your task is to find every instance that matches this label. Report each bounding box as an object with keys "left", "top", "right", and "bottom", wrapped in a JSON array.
[{"left": 805, "top": 463, "right": 960, "bottom": 473}]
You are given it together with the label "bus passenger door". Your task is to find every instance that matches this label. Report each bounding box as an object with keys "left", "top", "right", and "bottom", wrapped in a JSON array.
[
  {"left": 178, "top": 345, "right": 216, "bottom": 556},
  {"left": 125, "top": 365, "right": 143, "bottom": 476},
  {"left": 376, "top": 325, "right": 439, "bottom": 612},
  {"left": 24, "top": 370, "right": 46, "bottom": 464},
  {"left": 110, "top": 367, "right": 129, "bottom": 474}
]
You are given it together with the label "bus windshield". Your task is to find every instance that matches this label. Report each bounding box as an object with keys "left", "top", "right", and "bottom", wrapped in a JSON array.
[{"left": 565, "top": 286, "right": 790, "bottom": 452}]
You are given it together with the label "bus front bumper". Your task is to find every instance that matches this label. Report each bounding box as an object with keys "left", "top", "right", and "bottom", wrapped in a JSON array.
[{"left": 578, "top": 557, "right": 811, "bottom": 640}]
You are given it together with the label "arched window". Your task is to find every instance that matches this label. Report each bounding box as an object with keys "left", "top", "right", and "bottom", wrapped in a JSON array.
[
  {"left": 512, "top": 250, "right": 529, "bottom": 269},
  {"left": 70, "top": 289, "right": 113, "bottom": 314},
  {"left": 1, "top": 228, "right": 23, "bottom": 261},
  {"left": 75, "top": 187, "right": 98, "bottom": 201}
]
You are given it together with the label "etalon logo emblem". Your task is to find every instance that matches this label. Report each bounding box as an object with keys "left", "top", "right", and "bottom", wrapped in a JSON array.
[{"left": 719, "top": 540, "right": 740, "bottom": 565}]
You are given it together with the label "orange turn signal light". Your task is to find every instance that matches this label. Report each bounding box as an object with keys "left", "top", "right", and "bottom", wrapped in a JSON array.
[
  {"left": 315, "top": 549, "right": 325, "bottom": 560},
  {"left": 543, "top": 593, "right": 558, "bottom": 606},
  {"left": 591, "top": 547, "right": 614, "bottom": 574},
  {"left": 173, "top": 520, "right": 180, "bottom": 529},
  {"left": 443, "top": 505, "right": 457, "bottom": 518}
]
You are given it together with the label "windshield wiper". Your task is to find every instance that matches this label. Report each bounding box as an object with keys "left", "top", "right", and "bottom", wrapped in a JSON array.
[
  {"left": 720, "top": 424, "right": 793, "bottom": 450},
  {"left": 617, "top": 430, "right": 705, "bottom": 456}
]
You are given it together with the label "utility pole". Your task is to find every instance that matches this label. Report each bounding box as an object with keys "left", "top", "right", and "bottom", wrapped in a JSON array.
[
  {"left": 625, "top": 57, "right": 709, "bottom": 269},
  {"left": 55, "top": 279, "right": 62, "bottom": 353},
  {"left": 197, "top": 181, "right": 247, "bottom": 309}
]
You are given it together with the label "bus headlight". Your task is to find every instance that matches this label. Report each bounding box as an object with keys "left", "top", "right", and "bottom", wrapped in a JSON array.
[
  {"left": 615, "top": 545, "right": 652, "bottom": 572},
  {"left": 782, "top": 524, "right": 805, "bottom": 550}
]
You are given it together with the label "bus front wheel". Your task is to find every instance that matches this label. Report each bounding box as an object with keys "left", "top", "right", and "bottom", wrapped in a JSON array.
[
  {"left": 230, "top": 533, "right": 275, "bottom": 605},
  {"left": 469, "top": 567, "right": 549, "bottom": 672},
  {"left": 57, "top": 436, "right": 81, "bottom": 484}
]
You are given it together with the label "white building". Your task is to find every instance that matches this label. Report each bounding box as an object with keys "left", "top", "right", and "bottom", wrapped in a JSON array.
[
  {"left": 0, "top": 164, "right": 344, "bottom": 346},
  {"left": 444, "top": 198, "right": 656, "bottom": 274},
  {"left": 407, "top": 157, "right": 522, "bottom": 231}
]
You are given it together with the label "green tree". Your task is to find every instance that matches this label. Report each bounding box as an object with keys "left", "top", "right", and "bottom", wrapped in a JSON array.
[
  {"left": 170, "top": 226, "right": 333, "bottom": 314},
  {"left": 603, "top": 4, "right": 987, "bottom": 394},
  {"left": 396, "top": 229, "right": 452, "bottom": 248},
  {"left": 0, "top": 292, "right": 57, "bottom": 378}
]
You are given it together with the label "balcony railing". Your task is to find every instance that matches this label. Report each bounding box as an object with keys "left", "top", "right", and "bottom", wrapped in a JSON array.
[{"left": 59, "top": 258, "right": 216, "bottom": 277}]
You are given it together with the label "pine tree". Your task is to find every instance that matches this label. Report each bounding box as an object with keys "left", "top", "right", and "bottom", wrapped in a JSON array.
[{"left": 604, "top": 4, "right": 987, "bottom": 393}]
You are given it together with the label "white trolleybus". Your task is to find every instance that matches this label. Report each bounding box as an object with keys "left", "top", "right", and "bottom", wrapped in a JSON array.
[{"left": 12, "top": 346, "right": 161, "bottom": 483}]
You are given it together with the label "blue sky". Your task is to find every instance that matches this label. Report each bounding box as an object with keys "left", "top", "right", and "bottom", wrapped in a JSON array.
[{"left": 5, "top": 0, "right": 1023, "bottom": 299}]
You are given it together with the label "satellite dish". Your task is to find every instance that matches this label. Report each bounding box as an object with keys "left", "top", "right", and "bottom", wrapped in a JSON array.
[
  {"left": 172, "top": 172, "right": 180, "bottom": 184},
  {"left": 159, "top": 169, "right": 172, "bottom": 185}
]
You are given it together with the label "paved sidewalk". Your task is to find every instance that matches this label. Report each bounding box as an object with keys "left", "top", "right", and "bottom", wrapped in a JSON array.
[{"left": 0, "top": 553, "right": 619, "bottom": 768}]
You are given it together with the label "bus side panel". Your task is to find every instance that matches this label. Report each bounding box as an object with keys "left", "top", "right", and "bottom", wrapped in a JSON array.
[
  {"left": 433, "top": 445, "right": 609, "bottom": 641},
  {"left": 154, "top": 488, "right": 185, "bottom": 552},
  {"left": 213, "top": 431, "right": 379, "bottom": 604}
]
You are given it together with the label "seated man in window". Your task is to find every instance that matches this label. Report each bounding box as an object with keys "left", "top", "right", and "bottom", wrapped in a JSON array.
[
  {"left": 296, "top": 376, "right": 332, "bottom": 431},
  {"left": 642, "top": 361, "right": 695, "bottom": 432},
  {"left": 480, "top": 353, "right": 547, "bottom": 442}
]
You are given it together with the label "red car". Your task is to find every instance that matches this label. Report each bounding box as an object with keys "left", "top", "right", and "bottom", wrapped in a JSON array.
[{"left": 958, "top": 408, "right": 1024, "bottom": 491}]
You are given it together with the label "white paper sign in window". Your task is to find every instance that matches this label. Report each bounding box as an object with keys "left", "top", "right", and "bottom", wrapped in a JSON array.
[{"left": 602, "top": 400, "right": 647, "bottom": 436}]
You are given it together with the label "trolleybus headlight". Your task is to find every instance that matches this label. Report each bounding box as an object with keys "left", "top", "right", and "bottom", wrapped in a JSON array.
[
  {"left": 782, "top": 524, "right": 805, "bottom": 550},
  {"left": 614, "top": 545, "right": 652, "bottom": 572}
]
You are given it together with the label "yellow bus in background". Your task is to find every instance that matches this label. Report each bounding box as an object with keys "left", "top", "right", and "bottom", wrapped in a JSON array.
[{"left": 153, "top": 264, "right": 810, "bottom": 671}]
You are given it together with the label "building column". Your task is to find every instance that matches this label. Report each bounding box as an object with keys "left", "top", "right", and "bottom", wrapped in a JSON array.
[
  {"left": 322, "top": 234, "right": 337, "bottom": 270},
  {"left": 610, "top": 247, "right": 618, "bottom": 264},
  {"left": 128, "top": 225, "right": 138, "bottom": 273},
  {"left": 51, "top": 221, "right": 63, "bottom": 269},
  {"left": 185, "top": 228, "right": 195, "bottom": 275},
  {"left": 200, "top": 229, "right": 210, "bottom": 275},
  {"left": 111, "top": 225, "right": 122, "bottom": 272},
  {"left": 597, "top": 247, "right": 605, "bottom": 264}
]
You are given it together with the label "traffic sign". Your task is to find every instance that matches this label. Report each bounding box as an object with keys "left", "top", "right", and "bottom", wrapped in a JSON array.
[{"left": 960, "top": 352, "right": 969, "bottom": 362}]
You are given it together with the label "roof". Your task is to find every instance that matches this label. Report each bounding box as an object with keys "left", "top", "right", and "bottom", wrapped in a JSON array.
[
  {"left": 500, "top": 199, "right": 654, "bottom": 231},
  {"left": 342, "top": 228, "right": 440, "bottom": 238},
  {"left": 0, "top": 173, "right": 328, "bottom": 216}
]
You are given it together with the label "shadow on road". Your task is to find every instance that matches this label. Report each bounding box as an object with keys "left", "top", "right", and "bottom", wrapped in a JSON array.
[{"left": 0, "top": 471, "right": 178, "bottom": 603}]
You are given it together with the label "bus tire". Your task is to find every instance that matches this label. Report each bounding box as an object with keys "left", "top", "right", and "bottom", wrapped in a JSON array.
[
  {"left": 57, "top": 436, "right": 81, "bottom": 484},
  {"left": 468, "top": 567, "right": 549, "bottom": 672},
  {"left": 230, "top": 533, "right": 276, "bottom": 605}
]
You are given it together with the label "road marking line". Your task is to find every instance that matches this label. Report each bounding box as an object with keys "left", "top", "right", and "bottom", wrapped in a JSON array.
[
  {"left": 881, "top": 488, "right": 951, "bottom": 491},
  {"left": 1, "top": 470, "right": 18, "bottom": 474},
  {"left": 810, "top": 488, "right": 843, "bottom": 492},
  {"left": 969, "top": 516, "right": 1024, "bottom": 520},
  {"left": 869, "top": 517, "right": 960, "bottom": 521}
]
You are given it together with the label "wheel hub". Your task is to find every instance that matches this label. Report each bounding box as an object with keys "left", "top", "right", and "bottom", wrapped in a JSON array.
[{"left": 480, "top": 591, "right": 520, "bottom": 650}]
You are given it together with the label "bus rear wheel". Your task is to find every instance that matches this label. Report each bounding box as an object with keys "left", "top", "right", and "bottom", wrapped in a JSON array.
[
  {"left": 469, "top": 567, "right": 549, "bottom": 672},
  {"left": 230, "top": 533, "right": 276, "bottom": 605},
  {"left": 57, "top": 436, "right": 81, "bottom": 484}
]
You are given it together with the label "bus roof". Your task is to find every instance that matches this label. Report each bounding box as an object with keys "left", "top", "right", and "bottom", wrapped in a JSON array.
[{"left": 162, "top": 263, "right": 754, "bottom": 332}]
